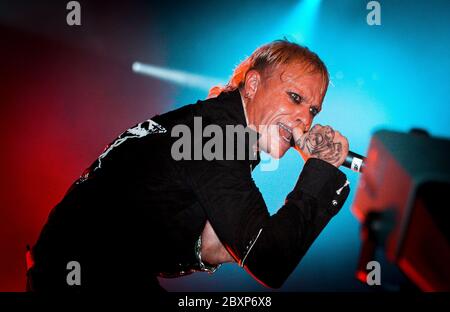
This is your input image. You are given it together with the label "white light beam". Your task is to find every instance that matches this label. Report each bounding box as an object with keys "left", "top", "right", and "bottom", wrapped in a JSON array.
[{"left": 132, "top": 62, "right": 226, "bottom": 91}]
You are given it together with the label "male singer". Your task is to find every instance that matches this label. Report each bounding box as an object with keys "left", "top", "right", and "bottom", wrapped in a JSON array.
[{"left": 28, "top": 40, "right": 350, "bottom": 292}]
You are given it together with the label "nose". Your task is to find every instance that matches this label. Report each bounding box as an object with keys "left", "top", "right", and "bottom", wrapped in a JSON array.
[{"left": 294, "top": 105, "right": 313, "bottom": 132}]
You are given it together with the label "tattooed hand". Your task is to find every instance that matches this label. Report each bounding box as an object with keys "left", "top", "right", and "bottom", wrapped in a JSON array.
[{"left": 292, "top": 124, "right": 349, "bottom": 168}]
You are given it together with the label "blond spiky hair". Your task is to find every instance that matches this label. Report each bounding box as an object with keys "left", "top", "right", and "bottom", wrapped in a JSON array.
[{"left": 208, "top": 39, "right": 329, "bottom": 99}]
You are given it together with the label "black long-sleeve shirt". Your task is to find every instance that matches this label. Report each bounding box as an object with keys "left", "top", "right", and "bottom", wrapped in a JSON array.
[{"left": 31, "top": 89, "right": 349, "bottom": 291}]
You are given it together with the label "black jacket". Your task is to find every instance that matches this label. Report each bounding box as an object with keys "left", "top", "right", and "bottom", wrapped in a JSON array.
[{"left": 30, "top": 89, "right": 350, "bottom": 291}]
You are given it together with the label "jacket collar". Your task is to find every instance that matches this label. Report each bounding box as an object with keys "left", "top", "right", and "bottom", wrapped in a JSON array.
[{"left": 210, "top": 89, "right": 261, "bottom": 166}]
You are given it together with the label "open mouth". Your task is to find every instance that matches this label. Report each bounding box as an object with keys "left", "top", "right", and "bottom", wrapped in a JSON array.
[{"left": 277, "top": 122, "right": 293, "bottom": 145}]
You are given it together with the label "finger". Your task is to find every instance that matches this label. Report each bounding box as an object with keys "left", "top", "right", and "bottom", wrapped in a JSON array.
[
  {"left": 323, "top": 125, "right": 335, "bottom": 141},
  {"left": 291, "top": 127, "right": 308, "bottom": 159},
  {"left": 292, "top": 127, "right": 304, "bottom": 142},
  {"left": 310, "top": 124, "right": 322, "bottom": 132},
  {"left": 335, "top": 132, "right": 349, "bottom": 147}
]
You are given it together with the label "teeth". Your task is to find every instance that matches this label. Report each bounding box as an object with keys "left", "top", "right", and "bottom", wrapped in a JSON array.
[
  {"left": 281, "top": 136, "right": 290, "bottom": 143},
  {"left": 277, "top": 122, "right": 292, "bottom": 143},
  {"left": 277, "top": 122, "right": 292, "bottom": 134}
]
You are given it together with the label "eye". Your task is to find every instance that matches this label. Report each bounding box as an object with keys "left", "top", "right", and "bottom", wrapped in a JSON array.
[
  {"left": 309, "top": 106, "right": 320, "bottom": 117},
  {"left": 287, "top": 91, "right": 303, "bottom": 104}
]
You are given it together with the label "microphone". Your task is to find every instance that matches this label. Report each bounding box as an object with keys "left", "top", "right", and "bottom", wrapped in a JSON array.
[
  {"left": 289, "top": 137, "right": 366, "bottom": 173},
  {"left": 343, "top": 150, "right": 366, "bottom": 173}
]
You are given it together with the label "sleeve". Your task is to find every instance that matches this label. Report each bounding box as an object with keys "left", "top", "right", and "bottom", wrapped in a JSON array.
[{"left": 180, "top": 157, "right": 350, "bottom": 289}]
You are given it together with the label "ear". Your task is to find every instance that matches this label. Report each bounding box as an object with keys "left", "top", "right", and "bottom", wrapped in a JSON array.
[{"left": 243, "top": 69, "right": 260, "bottom": 100}]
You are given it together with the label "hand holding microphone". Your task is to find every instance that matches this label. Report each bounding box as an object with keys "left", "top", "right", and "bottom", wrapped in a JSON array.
[{"left": 290, "top": 124, "right": 365, "bottom": 172}]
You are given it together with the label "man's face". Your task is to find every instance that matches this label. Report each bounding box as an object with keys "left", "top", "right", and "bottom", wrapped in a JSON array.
[{"left": 247, "top": 62, "right": 327, "bottom": 159}]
